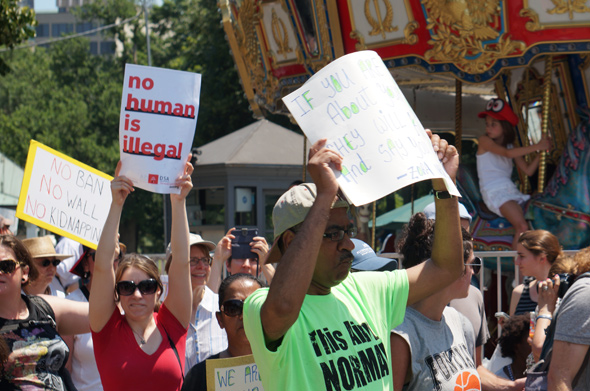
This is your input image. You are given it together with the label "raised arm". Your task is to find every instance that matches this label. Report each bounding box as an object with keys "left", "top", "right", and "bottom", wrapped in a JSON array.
[
  {"left": 406, "top": 130, "right": 463, "bottom": 305},
  {"left": 163, "top": 157, "right": 193, "bottom": 328},
  {"left": 478, "top": 134, "right": 550, "bottom": 159},
  {"left": 89, "top": 161, "right": 133, "bottom": 332},
  {"left": 250, "top": 236, "right": 275, "bottom": 283},
  {"left": 260, "top": 138, "right": 342, "bottom": 343},
  {"left": 208, "top": 228, "right": 235, "bottom": 293}
]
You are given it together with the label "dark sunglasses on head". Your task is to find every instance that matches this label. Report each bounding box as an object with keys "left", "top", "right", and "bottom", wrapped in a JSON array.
[
  {"left": 38, "top": 258, "right": 61, "bottom": 267},
  {"left": 116, "top": 279, "right": 159, "bottom": 296},
  {"left": 221, "top": 299, "right": 244, "bottom": 317},
  {"left": 465, "top": 256, "right": 482, "bottom": 274},
  {"left": 0, "top": 259, "right": 19, "bottom": 274}
]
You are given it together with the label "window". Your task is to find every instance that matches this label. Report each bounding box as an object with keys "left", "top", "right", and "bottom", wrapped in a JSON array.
[
  {"left": 89, "top": 42, "right": 98, "bottom": 55},
  {"left": 99, "top": 41, "right": 115, "bottom": 54},
  {"left": 76, "top": 22, "right": 95, "bottom": 35},
  {"left": 36, "top": 24, "right": 50, "bottom": 37},
  {"left": 51, "top": 23, "right": 74, "bottom": 37}
]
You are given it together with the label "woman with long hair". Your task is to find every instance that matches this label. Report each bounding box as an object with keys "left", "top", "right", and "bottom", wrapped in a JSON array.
[
  {"left": 89, "top": 159, "right": 193, "bottom": 391},
  {"left": 0, "top": 234, "right": 89, "bottom": 390}
]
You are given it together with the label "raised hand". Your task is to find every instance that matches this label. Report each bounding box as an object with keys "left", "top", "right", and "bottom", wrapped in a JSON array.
[
  {"left": 111, "top": 161, "right": 134, "bottom": 206},
  {"left": 214, "top": 228, "right": 235, "bottom": 263},
  {"left": 537, "top": 135, "right": 552, "bottom": 152},
  {"left": 171, "top": 154, "right": 194, "bottom": 202},
  {"left": 250, "top": 236, "right": 269, "bottom": 264},
  {"left": 426, "top": 129, "right": 459, "bottom": 182},
  {"left": 307, "top": 139, "right": 343, "bottom": 198}
]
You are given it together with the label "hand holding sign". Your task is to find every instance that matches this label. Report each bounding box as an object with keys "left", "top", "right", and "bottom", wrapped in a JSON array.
[
  {"left": 170, "top": 154, "right": 194, "bottom": 203},
  {"left": 282, "top": 50, "right": 460, "bottom": 206},
  {"left": 111, "top": 161, "right": 135, "bottom": 207},
  {"left": 308, "top": 139, "right": 343, "bottom": 201},
  {"left": 426, "top": 129, "right": 459, "bottom": 183}
]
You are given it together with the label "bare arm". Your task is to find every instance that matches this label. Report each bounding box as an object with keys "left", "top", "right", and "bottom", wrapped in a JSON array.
[
  {"left": 390, "top": 333, "right": 411, "bottom": 391},
  {"left": 260, "top": 139, "right": 342, "bottom": 343},
  {"left": 208, "top": 228, "right": 234, "bottom": 293},
  {"left": 513, "top": 153, "right": 542, "bottom": 177},
  {"left": 478, "top": 134, "right": 550, "bottom": 159},
  {"left": 251, "top": 236, "right": 273, "bottom": 283},
  {"left": 548, "top": 340, "right": 589, "bottom": 391},
  {"left": 406, "top": 131, "right": 463, "bottom": 305},
  {"left": 532, "top": 276, "right": 560, "bottom": 361},
  {"left": 40, "top": 294, "right": 90, "bottom": 335},
  {"left": 163, "top": 158, "right": 194, "bottom": 328},
  {"left": 89, "top": 162, "right": 132, "bottom": 332},
  {"left": 508, "top": 284, "right": 523, "bottom": 316},
  {"left": 477, "top": 365, "right": 526, "bottom": 391}
]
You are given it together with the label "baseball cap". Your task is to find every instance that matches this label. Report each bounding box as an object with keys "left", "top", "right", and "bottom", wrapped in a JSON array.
[
  {"left": 423, "top": 201, "right": 472, "bottom": 222},
  {"left": 477, "top": 98, "right": 518, "bottom": 126},
  {"left": 351, "top": 239, "right": 398, "bottom": 271},
  {"left": 267, "top": 183, "right": 349, "bottom": 263}
]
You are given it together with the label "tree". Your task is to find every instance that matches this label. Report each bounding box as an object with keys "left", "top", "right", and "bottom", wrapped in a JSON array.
[{"left": 0, "top": 0, "right": 37, "bottom": 75}]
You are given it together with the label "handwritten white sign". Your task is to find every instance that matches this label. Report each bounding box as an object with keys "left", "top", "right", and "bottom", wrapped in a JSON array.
[
  {"left": 16, "top": 140, "right": 113, "bottom": 249},
  {"left": 118, "top": 64, "right": 201, "bottom": 194},
  {"left": 283, "top": 50, "right": 459, "bottom": 206},
  {"left": 206, "top": 355, "right": 264, "bottom": 391}
]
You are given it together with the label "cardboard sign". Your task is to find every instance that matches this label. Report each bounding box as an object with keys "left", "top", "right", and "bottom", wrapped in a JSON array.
[
  {"left": 206, "top": 355, "right": 264, "bottom": 391},
  {"left": 283, "top": 50, "right": 459, "bottom": 206},
  {"left": 16, "top": 140, "right": 113, "bottom": 249},
  {"left": 118, "top": 64, "right": 201, "bottom": 194}
]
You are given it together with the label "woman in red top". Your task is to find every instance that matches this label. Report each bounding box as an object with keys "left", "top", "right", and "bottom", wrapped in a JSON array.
[{"left": 89, "top": 158, "right": 193, "bottom": 391}]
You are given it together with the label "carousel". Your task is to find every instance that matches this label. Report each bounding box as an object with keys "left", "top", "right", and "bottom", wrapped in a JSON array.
[{"left": 219, "top": 0, "right": 590, "bottom": 252}]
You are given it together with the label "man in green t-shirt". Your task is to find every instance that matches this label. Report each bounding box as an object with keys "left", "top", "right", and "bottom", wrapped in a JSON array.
[{"left": 243, "top": 133, "right": 464, "bottom": 391}]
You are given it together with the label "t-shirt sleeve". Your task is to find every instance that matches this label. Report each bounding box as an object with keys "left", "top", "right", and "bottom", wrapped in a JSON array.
[{"left": 555, "top": 280, "right": 590, "bottom": 345}]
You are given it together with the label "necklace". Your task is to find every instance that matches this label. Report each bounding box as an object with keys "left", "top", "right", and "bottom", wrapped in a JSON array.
[{"left": 131, "top": 328, "right": 147, "bottom": 345}]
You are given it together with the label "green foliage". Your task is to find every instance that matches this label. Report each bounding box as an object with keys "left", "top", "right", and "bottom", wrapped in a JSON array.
[
  {"left": 151, "top": 0, "right": 253, "bottom": 146},
  {"left": 0, "top": 0, "right": 37, "bottom": 75}
]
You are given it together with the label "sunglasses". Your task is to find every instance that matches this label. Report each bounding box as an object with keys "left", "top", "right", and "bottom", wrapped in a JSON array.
[
  {"left": 464, "top": 256, "right": 482, "bottom": 275},
  {"left": 220, "top": 299, "right": 244, "bottom": 317},
  {"left": 0, "top": 259, "right": 19, "bottom": 274},
  {"left": 116, "top": 279, "right": 159, "bottom": 296},
  {"left": 37, "top": 258, "right": 61, "bottom": 267}
]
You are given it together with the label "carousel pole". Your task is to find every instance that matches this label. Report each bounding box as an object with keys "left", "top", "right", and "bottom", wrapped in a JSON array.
[
  {"left": 455, "top": 79, "right": 463, "bottom": 157},
  {"left": 538, "top": 56, "right": 553, "bottom": 193}
]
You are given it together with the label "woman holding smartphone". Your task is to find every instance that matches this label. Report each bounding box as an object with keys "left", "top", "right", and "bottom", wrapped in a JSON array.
[{"left": 89, "top": 159, "right": 193, "bottom": 391}]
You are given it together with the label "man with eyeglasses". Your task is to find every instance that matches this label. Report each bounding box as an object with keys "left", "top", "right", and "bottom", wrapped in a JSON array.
[{"left": 243, "top": 135, "right": 465, "bottom": 391}]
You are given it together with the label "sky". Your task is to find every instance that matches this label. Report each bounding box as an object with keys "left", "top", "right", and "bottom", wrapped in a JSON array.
[{"left": 34, "top": 0, "right": 162, "bottom": 13}]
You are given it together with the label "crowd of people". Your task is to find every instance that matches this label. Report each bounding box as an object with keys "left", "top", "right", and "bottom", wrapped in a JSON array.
[{"left": 1, "top": 99, "right": 590, "bottom": 391}]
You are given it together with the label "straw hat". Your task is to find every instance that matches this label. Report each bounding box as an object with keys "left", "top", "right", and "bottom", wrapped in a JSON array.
[{"left": 22, "top": 236, "right": 72, "bottom": 260}]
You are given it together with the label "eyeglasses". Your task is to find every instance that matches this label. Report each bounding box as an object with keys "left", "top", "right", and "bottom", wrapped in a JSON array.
[
  {"left": 189, "top": 257, "right": 212, "bottom": 267},
  {"left": 464, "top": 256, "right": 482, "bottom": 275},
  {"left": 323, "top": 226, "right": 357, "bottom": 242},
  {"left": 220, "top": 299, "right": 244, "bottom": 317},
  {"left": 0, "top": 259, "right": 19, "bottom": 274},
  {"left": 116, "top": 279, "right": 159, "bottom": 296},
  {"left": 38, "top": 258, "right": 61, "bottom": 267},
  {"left": 485, "top": 98, "right": 504, "bottom": 113}
]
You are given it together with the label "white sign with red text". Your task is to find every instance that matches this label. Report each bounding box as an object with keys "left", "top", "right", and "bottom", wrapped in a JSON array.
[
  {"left": 282, "top": 50, "right": 459, "bottom": 206},
  {"left": 118, "top": 64, "right": 201, "bottom": 194}
]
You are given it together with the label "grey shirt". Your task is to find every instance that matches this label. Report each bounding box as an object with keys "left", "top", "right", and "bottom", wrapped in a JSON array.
[
  {"left": 450, "top": 285, "right": 490, "bottom": 348},
  {"left": 393, "top": 306, "right": 480, "bottom": 391},
  {"left": 554, "top": 277, "right": 590, "bottom": 391}
]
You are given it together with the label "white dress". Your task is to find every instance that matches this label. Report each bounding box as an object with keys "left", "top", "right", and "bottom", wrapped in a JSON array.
[{"left": 476, "top": 149, "right": 530, "bottom": 216}]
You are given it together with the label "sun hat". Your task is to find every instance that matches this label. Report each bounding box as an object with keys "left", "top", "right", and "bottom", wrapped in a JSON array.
[
  {"left": 477, "top": 98, "right": 519, "bottom": 126},
  {"left": 351, "top": 239, "right": 398, "bottom": 271},
  {"left": 165, "top": 233, "right": 216, "bottom": 259},
  {"left": 22, "top": 236, "right": 71, "bottom": 260}
]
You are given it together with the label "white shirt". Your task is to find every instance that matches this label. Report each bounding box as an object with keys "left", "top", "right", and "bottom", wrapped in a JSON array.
[
  {"left": 67, "top": 289, "right": 103, "bottom": 391},
  {"left": 184, "top": 286, "right": 228, "bottom": 372}
]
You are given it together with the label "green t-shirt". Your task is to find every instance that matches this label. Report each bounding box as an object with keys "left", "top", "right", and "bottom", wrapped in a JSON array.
[{"left": 243, "top": 269, "right": 409, "bottom": 391}]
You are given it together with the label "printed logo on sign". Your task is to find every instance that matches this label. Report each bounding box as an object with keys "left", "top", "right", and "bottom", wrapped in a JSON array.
[{"left": 148, "top": 174, "right": 158, "bottom": 184}]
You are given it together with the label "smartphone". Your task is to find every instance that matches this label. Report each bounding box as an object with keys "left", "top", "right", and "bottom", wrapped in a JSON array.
[{"left": 231, "top": 228, "right": 259, "bottom": 260}]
